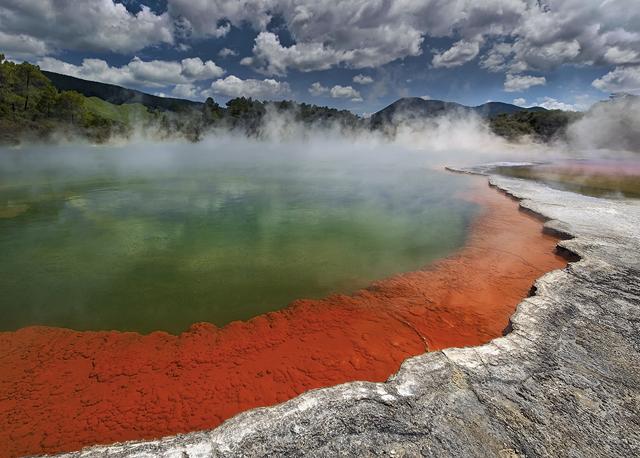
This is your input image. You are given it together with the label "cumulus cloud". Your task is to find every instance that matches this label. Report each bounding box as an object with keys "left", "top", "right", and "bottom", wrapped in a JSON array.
[
  {"left": 163, "top": 0, "right": 640, "bottom": 75},
  {"left": 308, "top": 82, "right": 328, "bottom": 96},
  {"left": 432, "top": 39, "right": 481, "bottom": 68},
  {"left": 246, "top": 28, "right": 425, "bottom": 75},
  {"left": 218, "top": 48, "right": 238, "bottom": 58},
  {"left": 0, "top": 0, "right": 173, "bottom": 55},
  {"left": 504, "top": 73, "right": 546, "bottom": 92},
  {"left": 513, "top": 97, "right": 526, "bottom": 106},
  {"left": 5, "top": 0, "right": 640, "bottom": 86},
  {"left": 536, "top": 96, "right": 577, "bottom": 111},
  {"left": 480, "top": 42, "right": 514, "bottom": 72},
  {"left": 353, "top": 74, "right": 374, "bottom": 85},
  {"left": 329, "top": 85, "right": 363, "bottom": 102},
  {"left": 168, "top": 0, "right": 273, "bottom": 37},
  {"left": 309, "top": 82, "right": 362, "bottom": 101},
  {"left": 38, "top": 56, "right": 224, "bottom": 88},
  {"left": 206, "top": 75, "right": 291, "bottom": 99},
  {"left": 249, "top": 31, "right": 346, "bottom": 75},
  {"left": 171, "top": 83, "right": 198, "bottom": 99},
  {"left": 515, "top": 40, "right": 581, "bottom": 71},
  {"left": 0, "top": 30, "right": 48, "bottom": 59},
  {"left": 604, "top": 47, "right": 640, "bottom": 65},
  {"left": 592, "top": 65, "right": 640, "bottom": 94}
]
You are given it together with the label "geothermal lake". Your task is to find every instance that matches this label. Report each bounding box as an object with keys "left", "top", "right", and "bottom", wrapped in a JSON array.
[
  {"left": 0, "top": 141, "right": 479, "bottom": 334},
  {"left": 496, "top": 159, "right": 640, "bottom": 199}
]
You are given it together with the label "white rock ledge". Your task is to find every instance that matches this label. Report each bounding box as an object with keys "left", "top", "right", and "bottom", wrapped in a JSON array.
[{"left": 49, "top": 165, "right": 640, "bottom": 458}]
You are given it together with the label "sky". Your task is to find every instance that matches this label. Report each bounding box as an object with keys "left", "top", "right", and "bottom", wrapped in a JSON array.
[{"left": 1, "top": 0, "right": 639, "bottom": 114}]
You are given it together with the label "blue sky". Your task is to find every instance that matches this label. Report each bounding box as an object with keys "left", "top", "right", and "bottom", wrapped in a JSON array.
[{"left": 1, "top": 0, "right": 639, "bottom": 114}]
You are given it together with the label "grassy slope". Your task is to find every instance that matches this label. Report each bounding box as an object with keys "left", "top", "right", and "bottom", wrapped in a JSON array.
[{"left": 83, "top": 97, "right": 150, "bottom": 123}]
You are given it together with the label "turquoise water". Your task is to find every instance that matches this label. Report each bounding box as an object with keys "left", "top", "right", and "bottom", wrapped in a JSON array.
[{"left": 0, "top": 142, "right": 479, "bottom": 333}]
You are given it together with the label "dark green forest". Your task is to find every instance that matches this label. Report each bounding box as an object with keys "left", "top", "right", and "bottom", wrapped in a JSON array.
[{"left": 489, "top": 110, "right": 583, "bottom": 142}]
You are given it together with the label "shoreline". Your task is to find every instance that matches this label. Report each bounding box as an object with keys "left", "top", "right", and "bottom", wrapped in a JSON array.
[{"left": 0, "top": 175, "right": 567, "bottom": 457}]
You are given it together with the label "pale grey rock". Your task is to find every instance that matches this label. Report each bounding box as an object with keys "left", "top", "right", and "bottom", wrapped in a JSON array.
[{"left": 51, "top": 165, "right": 640, "bottom": 458}]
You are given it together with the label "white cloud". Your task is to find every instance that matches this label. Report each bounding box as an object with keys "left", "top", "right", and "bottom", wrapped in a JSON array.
[
  {"left": 514, "top": 40, "right": 581, "bottom": 71},
  {"left": 504, "top": 73, "right": 546, "bottom": 92},
  {"left": 480, "top": 42, "right": 514, "bottom": 72},
  {"left": 603, "top": 47, "right": 640, "bottom": 65},
  {"left": 180, "top": 57, "right": 224, "bottom": 80},
  {"left": 420, "top": 95, "right": 432, "bottom": 100},
  {"left": 218, "top": 48, "right": 238, "bottom": 58},
  {"left": 307, "top": 82, "right": 363, "bottom": 101},
  {"left": 329, "top": 85, "right": 362, "bottom": 102},
  {"left": 3, "top": 0, "right": 640, "bottom": 81},
  {"left": 353, "top": 74, "right": 374, "bottom": 85},
  {"left": 168, "top": 0, "right": 273, "bottom": 37},
  {"left": 513, "top": 97, "right": 526, "bottom": 106},
  {"left": 592, "top": 65, "right": 640, "bottom": 94},
  {"left": 432, "top": 39, "right": 481, "bottom": 68},
  {"left": 0, "top": 0, "right": 173, "bottom": 54},
  {"left": 308, "top": 82, "right": 328, "bottom": 96},
  {"left": 536, "top": 96, "right": 577, "bottom": 111},
  {"left": 171, "top": 83, "right": 198, "bottom": 99},
  {"left": 249, "top": 32, "right": 345, "bottom": 75},
  {"left": 169, "top": 0, "right": 640, "bottom": 77},
  {"left": 0, "top": 30, "right": 48, "bottom": 59},
  {"left": 206, "top": 75, "right": 291, "bottom": 100},
  {"left": 37, "top": 56, "right": 224, "bottom": 88}
]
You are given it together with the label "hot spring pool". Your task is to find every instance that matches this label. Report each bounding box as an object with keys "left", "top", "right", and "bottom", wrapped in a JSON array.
[
  {"left": 495, "top": 159, "right": 640, "bottom": 199},
  {"left": 0, "top": 142, "right": 479, "bottom": 333}
]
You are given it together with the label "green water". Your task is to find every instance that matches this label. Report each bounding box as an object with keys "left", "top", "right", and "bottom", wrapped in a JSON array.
[{"left": 0, "top": 142, "right": 478, "bottom": 333}]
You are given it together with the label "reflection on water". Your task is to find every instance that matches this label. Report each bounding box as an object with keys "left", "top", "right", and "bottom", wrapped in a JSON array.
[
  {"left": 0, "top": 142, "right": 479, "bottom": 333},
  {"left": 495, "top": 159, "right": 640, "bottom": 199}
]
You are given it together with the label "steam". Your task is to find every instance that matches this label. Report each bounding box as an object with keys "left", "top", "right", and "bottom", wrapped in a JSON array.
[
  {"left": 567, "top": 95, "right": 640, "bottom": 157},
  {"left": 3, "top": 95, "right": 639, "bottom": 171}
]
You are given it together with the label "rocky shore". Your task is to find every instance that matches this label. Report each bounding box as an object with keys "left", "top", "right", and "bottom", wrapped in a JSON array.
[{"left": 49, "top": 164, "right": 640, "bottom": 457}]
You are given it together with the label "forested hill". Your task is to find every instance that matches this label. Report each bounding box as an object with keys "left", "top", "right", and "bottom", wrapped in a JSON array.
[
  {"left": 0, "top": 54, "right": 363, "bottom": 144},
  {"left": 42, "top": 70, "right": 202, "bottom": 112},
  {"left": 370, "top": 97, "right": 547, "bottom": 128}
]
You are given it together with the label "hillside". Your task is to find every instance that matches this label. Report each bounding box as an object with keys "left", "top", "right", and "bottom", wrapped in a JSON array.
[
  {"left": 42, "top": 71, "right": 203, "bottom": 112},
  {"left": 0, "top": 55, "right": 364, "bottom": 144},
  {"left": 0, "top": 54, "right": 152, "bottom": 144},
  {"left": 473, "top": 101, "right": 547, "bottom": 117},
  {"left": 370, "top": 97, "right": 546, "bottom": 128}
]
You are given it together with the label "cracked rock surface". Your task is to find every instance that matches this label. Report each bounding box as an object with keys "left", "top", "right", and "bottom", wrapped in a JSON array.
[{"left": 52, "top": 167, "right": 640, "bottom": 458}]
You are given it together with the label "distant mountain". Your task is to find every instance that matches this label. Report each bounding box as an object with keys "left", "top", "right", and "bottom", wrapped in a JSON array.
[
  {"left": 473, "top": 101, "right": 547, "bottom": 117},
  {"left": 42, "top": 71, "right": 203, "bottom": 112},
  {"left": 370, "top": 97, "right": 546, "bottom": 128}
]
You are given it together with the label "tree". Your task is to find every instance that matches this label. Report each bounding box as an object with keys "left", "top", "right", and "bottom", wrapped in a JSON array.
[
  {"left": 35, "top": 84, "right": 58, "bottom": 118},
  {"left": 202, "top": 96, "right": 223, "bottom": 124},
  {"left": 56, "top": 91, "right": 86, "bottom": 124}
]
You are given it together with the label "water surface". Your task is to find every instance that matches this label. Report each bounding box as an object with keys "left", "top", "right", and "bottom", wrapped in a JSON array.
[
  {"left": 0, "top": 141, "right": 479, "bottom": 333},
  {"left": 495, "top": 159, "right": 640, "bottom": 198}
]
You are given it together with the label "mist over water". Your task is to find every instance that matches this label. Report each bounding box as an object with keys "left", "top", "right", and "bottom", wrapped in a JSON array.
[
  {"left": 2, "top": 100, "right": 638, "bottom": 334},
  {"left": 0, "top": 135, "right": 491, "bottom": 334}
]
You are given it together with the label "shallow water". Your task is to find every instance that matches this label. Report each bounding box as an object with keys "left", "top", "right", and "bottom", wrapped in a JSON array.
[
  {"left": 0, "top": 141, "right": 479, "bottom": 333},
  {"left": 495, "top": 159, "right": 640, "bottom": 199}
]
